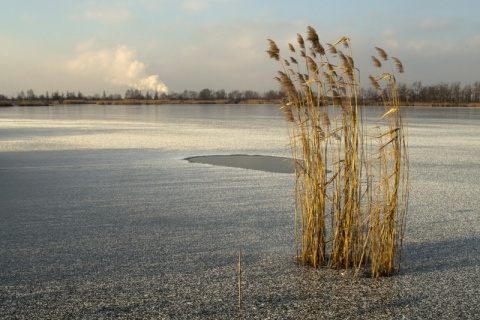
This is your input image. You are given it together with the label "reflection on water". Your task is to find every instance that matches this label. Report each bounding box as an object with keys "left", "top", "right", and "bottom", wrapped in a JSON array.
[
  {"left": 2, "top": 103, "right": 479, "bottom": 125},
  {"left": 0, "top": 103, "right": 285, "bottom": 122},
  {"left": 0, "top": 104, "right": 289, "bottom": 153}
]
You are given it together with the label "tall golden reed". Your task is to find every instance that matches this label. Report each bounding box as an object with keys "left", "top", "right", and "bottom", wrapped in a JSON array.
[{"left": 267, "top": 26, "right": 409, "bottom": 277}]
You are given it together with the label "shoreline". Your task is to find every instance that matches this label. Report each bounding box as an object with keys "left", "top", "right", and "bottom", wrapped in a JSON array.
[{"left": 2, "top": 99, "right": 480, "bottom": 107}]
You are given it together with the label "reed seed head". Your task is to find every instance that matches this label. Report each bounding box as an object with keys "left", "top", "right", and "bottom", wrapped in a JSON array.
[
  {"left": 369, "top": 75, "right": 381, "bottom": 90},
  {"left": 392, "top": 57, "right": 404, "bottom": 73},
  {"left": 371, "top": 56, "right": 382, "bottom": 68},
  {"left": 297, "top": 33, "right": 305, "bottom": 49},
  {"left": 333, "top": 36, "right": 350, "bottom": 48},
  {"left": 306, "top": 26, "right": 325, "bottom": 56},
  {"left": 338, "top": 51, "right": 352, "bottom": 71},
  {"left": 323, "top": 72, "right": 335, "bottom": 86},
  {"left": 288, "top": 43, "right": 296, "bottom": 53},
  {"left": 326, "top": 63, "right": 335, "bottom": 73},
  {"left": 327, "top": 43, "right": 338, "bottom": 54},
  {"left": 297, "top": 72, "right": 306, "bottom": 85},
  {"left": 347, "top": 56, "right": 355, "bottom": 70},
  {"left": 281, "top": 104, "right": 295, "bottom": 123},
  {"left": 306, "top": 56, "right": 318, "bottom": 76},
  {"left": 278, "top": 71, "right": 297, "bottom": 97},
  {"left": 266, "top": 39, "right": 280, "bottom": 61},
  {"left": 379, "top": 73, "right": 392, "bottom": 80},
  {"left": 306, "top": 26, "right": 319, "bottom": 43},
  {"left": 375, "top": 47, "right": 388, "bottom": 61}
]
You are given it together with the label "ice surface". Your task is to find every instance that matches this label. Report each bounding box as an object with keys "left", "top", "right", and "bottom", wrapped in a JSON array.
[{"left": 0, "top": 104, "right": 479, "bottom": 318}]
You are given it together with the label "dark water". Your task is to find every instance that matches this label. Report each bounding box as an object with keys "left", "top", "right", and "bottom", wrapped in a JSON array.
[{"left": 185, "top": 154, "right": 297, "bottom": 173}]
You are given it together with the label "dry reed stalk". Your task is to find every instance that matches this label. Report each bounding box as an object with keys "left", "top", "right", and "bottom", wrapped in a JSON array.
[
  {"left": 238, "top": 250, "right": 242, "bottom": 314},
  {"left": 267, "top": 27, "right": 409, "bottom": 277}
]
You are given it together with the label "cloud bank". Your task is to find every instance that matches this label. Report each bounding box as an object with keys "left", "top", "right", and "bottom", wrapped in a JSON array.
[{"left": 67, "top": 45, "right": 168, "bottom": 93}]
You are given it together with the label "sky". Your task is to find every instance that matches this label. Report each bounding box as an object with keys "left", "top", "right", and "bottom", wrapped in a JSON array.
[{"left": 1, "top": 0, "right": 480, "bottom": 97}]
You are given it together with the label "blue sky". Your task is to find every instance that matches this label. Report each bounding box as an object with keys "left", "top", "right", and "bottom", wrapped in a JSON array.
[{"left": 1, "top": 0, "right": 479, "bottom": 96}]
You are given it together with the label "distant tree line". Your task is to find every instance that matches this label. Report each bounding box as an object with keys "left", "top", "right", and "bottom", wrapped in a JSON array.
[
  {"left": 0, "top": 88, "right": 286, "bottom": 104},
  {"left": 360, "top": 81, "right": 480, "bottom": 105},
  {"left": 2, "top": 81, "right": 480, "bottom": 105}
]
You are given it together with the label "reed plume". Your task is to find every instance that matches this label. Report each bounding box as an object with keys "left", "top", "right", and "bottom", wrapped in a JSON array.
[
  {"left": 266, "top": 39, "right": 280, "bottom": 61},
  {"left": 267, "top": 26, "right": 409, "bottom": 277},
  {"left": 375, "top": 47, "right": 388, "bottom": 61},
  {"left": 371, "top": 56, "right": 382, "bottom": 68},
  {"left": 392, "top": 57, "right": 404, "bottom": 73}
]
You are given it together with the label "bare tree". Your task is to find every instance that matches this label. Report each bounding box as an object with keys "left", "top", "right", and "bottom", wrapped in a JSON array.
[
  {"left": 473, "top": 81, "right": 480, "bottom": 102},
  {"left": 198, "top": 88, "right": 213, "bottom": 100},
  {"left": 462, "top": 84, "right": 472, "bottom": 103},
  {"left": 243, "top": 90, "right": 259, "bottom": 100},
  {"left": 26, "top": 89, "right": 36, "bottom": 100},
  {"left": 264, "top": 90, "right": 278, "bottom": 100},
  {"left": 397, "top": 83, "right": 408, "bottom": 102},
  {"left": 215, "top": 89, "right": 226, "bottom": 99},
  {"left": 228, "top": 90, "right": 242, "bottom": 102},
  {"left": 449, "top": 82, "right": 461, "bottom": 104},
  {"left": 411, "top": 81, "right": 422, "bottom": 102},
  {"left": 16, "top": 91, "right": 26, "bottom": 100}
]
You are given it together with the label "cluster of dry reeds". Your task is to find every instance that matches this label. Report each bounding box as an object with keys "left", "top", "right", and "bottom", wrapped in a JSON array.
[{"left": 267, "top": 26, "right": 409, "bottom": 277}]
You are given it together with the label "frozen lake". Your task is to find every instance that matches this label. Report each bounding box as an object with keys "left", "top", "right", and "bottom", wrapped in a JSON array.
[{"left": 0, "top": 104, "right": 479, "bottom": 319}]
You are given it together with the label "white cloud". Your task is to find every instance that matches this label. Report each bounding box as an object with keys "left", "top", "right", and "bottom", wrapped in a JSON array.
[
  {"left": 84, "top": 5, "right": 133, "bottom": 24},
  {"left": 180, "top": 0, "right": 238, "bottom": 12},
  {"left": 381, "top": 28, "right": 397, "bottom": 37},
  {"left": 405, "top": 39, "right": 454, "bottom": 54},
  {"left": 385, "top": 39, "right": 401, "bottom": 50},
  {"left": 182, "top": 0, "right": 208, "bottom": 11},
  {"left": 418, "top": 18, "right": 450, "bottom": 30},
  {"left": 66, "top": 45, "right": 168, "bottom": 93}
]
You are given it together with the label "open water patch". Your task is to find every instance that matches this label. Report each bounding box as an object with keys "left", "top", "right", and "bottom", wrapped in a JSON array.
[{"left": 185, "top": 154, "right": 298, "bottom": 174}]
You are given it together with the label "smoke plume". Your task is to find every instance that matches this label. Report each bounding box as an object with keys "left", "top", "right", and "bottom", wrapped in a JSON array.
[{"left": 67, "top": 45, "right": 168, "bottom": 93}]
